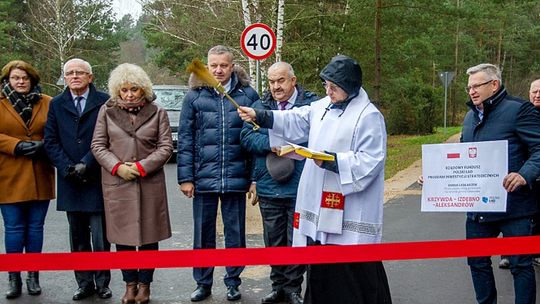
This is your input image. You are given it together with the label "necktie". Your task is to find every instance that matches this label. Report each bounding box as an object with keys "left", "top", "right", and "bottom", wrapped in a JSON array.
[
  {"left": 75, "top": 96, "right": 83, "bottom": 115},
  {"left": 278, "top": 101, "right": 288, "bottom": 111}
]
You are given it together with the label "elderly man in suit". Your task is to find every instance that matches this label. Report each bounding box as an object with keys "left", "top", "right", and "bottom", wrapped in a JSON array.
[{"left": 44, "top": 58, "right": 112, "bottom": 301}]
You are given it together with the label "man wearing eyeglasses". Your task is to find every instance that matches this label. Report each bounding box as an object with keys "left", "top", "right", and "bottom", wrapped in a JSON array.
[
  {"left": 237, "top": 55, "right": 391, "bottom": 304},
  {"left": 44, "top": 58, "right": 112, "bottom": 301},
  {"left": 461, "top": 63, "right": 540, "bottom": 304}
]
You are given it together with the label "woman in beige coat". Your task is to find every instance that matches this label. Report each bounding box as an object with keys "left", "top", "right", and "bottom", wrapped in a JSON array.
[
  {"left": 91, "top": 63, "right": 172, "bottom": 304},
  {"left": 0, "top": 60, "right": 54, "bottom": 299}
]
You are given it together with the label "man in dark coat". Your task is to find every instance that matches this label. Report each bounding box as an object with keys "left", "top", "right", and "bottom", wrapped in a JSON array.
[
  {"left": 240, "top": 62, "right": 318, "bottom": 304},
  {"left": 44, "top": 58, "right": 111, "bottom": 301},
  {"left": 177, "top": 45, "right": 259, "bottom": 302},
  {"left": 462, "top": 63, "right": 540, "bottom": 304},
  {"left": 528, "top": 78, "right": 540, "bottom": 267}
]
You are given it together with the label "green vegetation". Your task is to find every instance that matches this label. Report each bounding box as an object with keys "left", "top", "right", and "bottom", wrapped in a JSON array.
[
  {"left": 386, "top": 126, "right": 461, "bottom": 179},
  {"left": 141, "top": 0, "right": 540, "bottom": 135},
  {"left": 1, "top": 1, "right": 539, "bottom": 135}
]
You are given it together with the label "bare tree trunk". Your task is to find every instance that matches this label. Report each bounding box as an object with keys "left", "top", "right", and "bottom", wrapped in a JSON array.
[
  {"left": 432, "top": 61, "right": 436, "bottom": 88},
  {"left": 253, "top": 0, "right": 261, "bottom": 22},
  {"left": 315, "top": 1, "right": 324, "bottom": 77},
  {"left": 55, "top": 0, "right": 65, "bottom": 83},
  {"left": 497, "top": 28, "right": 503, "bottom": 67},
  {"left": 338, "top": 0, "right": 350, "bottom": 53},
  {"left": 241, "top": 0, "right": 252, "bottom": 36},
  {"left": 275, "top": 0, "right": 285, "bottom": 62},
  {"left": 241, "top": 0, "right": 257, "bottom": 88},
  {"left": 451, "top": 0, "right": 460, "bottom": 126},
  {"left": 22, "top": 0, "right": 101, "bottom": 89},
  {"left": 374, "top": 0, "right": 382, "bottom": 106}
]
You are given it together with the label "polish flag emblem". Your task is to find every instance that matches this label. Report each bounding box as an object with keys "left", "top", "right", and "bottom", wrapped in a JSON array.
[
  {"left": 468, "top": 147, "right": 477, "bottom": 158},
  {"left": 447, "top": 153, "right": 460, "bottom": 159}
]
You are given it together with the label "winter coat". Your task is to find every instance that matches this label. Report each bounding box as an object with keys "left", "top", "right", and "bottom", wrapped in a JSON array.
[
  {"left": 461, "top": 86, "right": 540, "bottom": 222},
  {"left": 44, "top": 84, "right": 109, "bottom": 212},
  {"left": 177, "top": 66, "right": 259, "bottom": 193},
  {"left": 240, "top": 86, "right": 318, "bottom": 198},
  {"left": 0, "top": 94, "right": 55, "bottom": 204},
  {"left": 91, "top": 99, "right": 173, "bottom": 246}
]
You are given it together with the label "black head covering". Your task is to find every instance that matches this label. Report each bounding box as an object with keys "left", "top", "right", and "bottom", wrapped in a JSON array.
[{"left": 319, "top": 55, "right": 362, "bottom": 96}]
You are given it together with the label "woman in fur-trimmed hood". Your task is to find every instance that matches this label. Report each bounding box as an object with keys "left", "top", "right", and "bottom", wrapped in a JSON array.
[{"left": 91, "top": 63, "right": 173, "bottom": 304}]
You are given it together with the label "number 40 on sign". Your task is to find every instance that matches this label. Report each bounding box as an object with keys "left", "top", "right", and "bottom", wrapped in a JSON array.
[{"left": 241, "top": 23, "right": 277, "bottom": 60}]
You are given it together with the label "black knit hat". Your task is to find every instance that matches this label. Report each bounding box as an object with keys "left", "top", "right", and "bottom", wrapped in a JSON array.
[{"left": 319, "top": 55, "right": 362, "bottom": 96}]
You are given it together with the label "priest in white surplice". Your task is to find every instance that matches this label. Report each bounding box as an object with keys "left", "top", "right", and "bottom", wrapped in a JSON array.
[{"left": 238, "top": 55, "right": 392, "bottom": 304}]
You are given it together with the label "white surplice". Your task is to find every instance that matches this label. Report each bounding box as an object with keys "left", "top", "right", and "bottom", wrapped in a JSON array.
[{"left": 269, "top": 88, "right": 387, "bottom": 246}]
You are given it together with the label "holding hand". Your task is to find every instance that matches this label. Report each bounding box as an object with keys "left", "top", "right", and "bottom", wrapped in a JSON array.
[
  {"left": 124, "top": 162, "right": 141, "bottom": 174},
  {"left": 503, "top": 172, "right": 526, "bottom": 192},
  {"left": 66, "top": 162, "right": 88, "bottom": 183},
  {"left": 237, "top": 106, "right": 256, "bottom": 122},
  {"left": 14, "top": 140, "right": 44, "bottom": 158},
  {"left": 315, "top": 151, "right": 338, "bottom": 173},
  {"left": 117, "top": 163, "right": 140, "bottom": 181},
  {"left": 180, "top": 182, "right": 195, "bottom": 198},
  {"left": 247, "top": 183, "right": 258, "bottom": 206}
]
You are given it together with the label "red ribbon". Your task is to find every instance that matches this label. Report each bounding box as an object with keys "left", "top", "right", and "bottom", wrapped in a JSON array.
[{"left": 1, "top": 236, "right": 540, "bottom": 272}]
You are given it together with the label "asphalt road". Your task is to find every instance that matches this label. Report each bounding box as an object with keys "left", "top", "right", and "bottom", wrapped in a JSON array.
[{"left": 0, "top": 164, "right": 539, "bottom": 304}]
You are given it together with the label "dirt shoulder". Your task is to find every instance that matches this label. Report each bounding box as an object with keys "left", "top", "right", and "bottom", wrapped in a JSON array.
[{"left": 383, "top": 132, "right": 461, "bottom": 203}]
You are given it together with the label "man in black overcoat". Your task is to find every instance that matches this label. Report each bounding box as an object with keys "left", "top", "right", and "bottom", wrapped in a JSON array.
[{"left": 44, "top": 58, "right": 112, "bottom": 301}]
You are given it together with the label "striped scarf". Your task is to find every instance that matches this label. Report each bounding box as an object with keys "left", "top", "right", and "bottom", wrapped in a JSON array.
[{"left": 2, "top": 80, "right": 42, "bottom": 126}]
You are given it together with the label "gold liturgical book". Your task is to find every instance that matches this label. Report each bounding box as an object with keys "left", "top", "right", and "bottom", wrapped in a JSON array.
[{"left": 275, "top": 143, "right": 335, "bottom": 161}]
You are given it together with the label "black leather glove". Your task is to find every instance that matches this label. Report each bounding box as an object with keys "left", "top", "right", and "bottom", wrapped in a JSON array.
[
  {"left": 66, "top": 163, "right": 88, "bottom": 183},
  {"left": 319, "top": 151, "right": 339, "bottom": 173},
  {"left": 254, "top": 108, "right": 274, "bottom": 128},
  {"left": 14, "top": 141, "right": 44, "bottom": 158}
]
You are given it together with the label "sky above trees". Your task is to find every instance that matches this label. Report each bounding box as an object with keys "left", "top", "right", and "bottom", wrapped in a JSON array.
[{"left": 112, "top": 0, "right": 141, "bottom": 19}]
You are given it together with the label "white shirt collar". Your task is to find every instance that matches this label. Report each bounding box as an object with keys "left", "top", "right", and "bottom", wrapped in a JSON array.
[
  {"left": 70, "top": 88, "right": 90, "bottom": 101},
  {"left": 216, "top": 78, "right": 232, "bottom": 95},
  {"left": 287, "top": 88, "right": 298, "bottom": 106}
]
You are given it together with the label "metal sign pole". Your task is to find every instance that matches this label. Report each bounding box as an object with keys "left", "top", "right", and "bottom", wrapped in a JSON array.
[
  {"left": 438, "top": 71, "right": 455, "bottom": 135},
  {"left": 444, "top": 72, "right": 448, "bottom": 134},
  {"left": 240, "top": 23, "right": 276, "bottom": 96},
  {"left": 256, "top": 60, "right": 261, "bottom": 96}
]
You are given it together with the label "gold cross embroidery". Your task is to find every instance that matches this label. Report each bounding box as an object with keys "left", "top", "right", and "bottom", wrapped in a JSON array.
[{"left": 324, "top": 193, "right": 342, "bottom": 208}]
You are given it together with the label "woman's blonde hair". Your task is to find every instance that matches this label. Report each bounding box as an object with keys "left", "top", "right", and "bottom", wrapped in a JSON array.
[{"left": 108, "top": 63, "right": 153, "bottom": 100}]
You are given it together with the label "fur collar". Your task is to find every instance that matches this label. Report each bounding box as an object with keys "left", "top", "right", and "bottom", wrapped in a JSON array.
[
  {"left": 105, "top": 99, "right": 158, "bottom": 134},
  {"left": 188, "top": 65, "right": 251, "bottom": 90}
]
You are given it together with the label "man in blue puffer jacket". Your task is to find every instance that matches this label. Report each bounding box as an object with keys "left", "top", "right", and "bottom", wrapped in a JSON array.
[
  {"left": 240, "top": 62, "right": 318, "bottom": 304},
  {"left": 177, "top": 45, "right": 259, "bottom": 302}
]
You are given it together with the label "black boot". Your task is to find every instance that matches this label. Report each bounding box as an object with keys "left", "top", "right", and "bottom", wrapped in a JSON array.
[
  {"left": 26, "top": 271, "right": 41, "bottom": 295},
  {"left": 6, "top": 272, "right": 22, "bottom": 299}
]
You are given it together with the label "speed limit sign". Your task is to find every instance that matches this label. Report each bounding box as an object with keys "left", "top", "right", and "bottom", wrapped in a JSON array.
[{"left": 240, "top": 23, "right": 276, "bottom": 60}]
